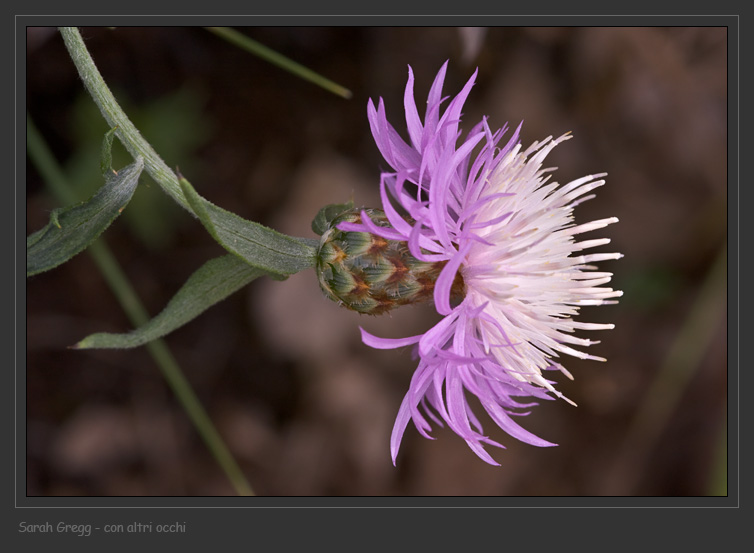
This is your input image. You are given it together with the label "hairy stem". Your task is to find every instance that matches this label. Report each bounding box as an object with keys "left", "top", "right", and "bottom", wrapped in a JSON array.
[{"left": 59, "top": 27, "right": 190, "bottom": 211}]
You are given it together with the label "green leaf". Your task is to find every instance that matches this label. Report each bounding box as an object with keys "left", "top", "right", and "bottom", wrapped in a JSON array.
[
  {"left": 178, "top": 175, "right": 318, "bottom": 276},
  {"left": 74, "top": 254, "right": 264, "bottom": 349},
  {"left": 100, "top": 125, "right": 118, "bottom": 176},
  {"left": 311, "top": 201, "right": 354, "bottom": 236},
  {"left": 26, "top": 157, "right": 144, "bottom": 277}
]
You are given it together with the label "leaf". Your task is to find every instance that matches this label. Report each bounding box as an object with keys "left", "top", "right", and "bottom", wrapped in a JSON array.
[
  {"left": 206, "top": 27, "right": 353, "bottom": 100},
  {"left": 26, "top": 156, "right": 144, "bottom": 277},
  {"left": 178, "top": 176, "right": 318, "bottom": 276},
  {"left": 100, "top": 125, "right": 118, "bottom": 175},
  {"left": 74, "top": 254, "right": 265, "bottom": 349}
]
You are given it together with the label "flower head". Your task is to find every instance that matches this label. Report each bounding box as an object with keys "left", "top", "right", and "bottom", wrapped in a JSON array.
[{"left": 339, "top": 62, "right": 622, "bottom": 465}]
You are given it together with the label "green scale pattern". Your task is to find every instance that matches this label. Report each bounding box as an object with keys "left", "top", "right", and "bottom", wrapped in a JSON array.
[{"left": 314, "top": 207, "right": 451, "bottom": 315}]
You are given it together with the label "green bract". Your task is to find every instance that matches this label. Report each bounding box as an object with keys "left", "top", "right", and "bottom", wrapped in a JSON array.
[{"left": 313, "top": 205, "right": 454, "bottom": 315}]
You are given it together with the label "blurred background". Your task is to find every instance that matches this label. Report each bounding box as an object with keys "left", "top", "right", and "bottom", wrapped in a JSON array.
[{"left": 25, "top": 26, "right": 728, "bottom": 497}]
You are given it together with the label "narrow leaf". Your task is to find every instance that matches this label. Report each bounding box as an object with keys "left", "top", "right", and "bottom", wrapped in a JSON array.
[
  {"left": 178, "top": 176, "right": 318, "bottom": 275},
  {"left": 27, "top": 156, "right": 144, "bottom": 277},
  {"left": 100, "top": 125, "right": 119, "bottom": 176},
  {"left": 206, "top": 27, "right": 353, "bottom": 100},
  {"left": 75, "top": 254, "right": 264, "bottom": 349}
]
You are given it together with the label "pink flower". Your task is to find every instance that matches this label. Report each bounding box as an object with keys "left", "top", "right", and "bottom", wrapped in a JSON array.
[{"left": 342, "top": 62, "right": 622, "bottom": 465}]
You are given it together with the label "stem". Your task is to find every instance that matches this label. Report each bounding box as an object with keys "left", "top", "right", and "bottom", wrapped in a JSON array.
[
  {"left": 206, "top": 26, "right": 353, "bottom": 99},
  {"left": 626, "top": 245, "right": 726, "bottom": 458},
  {"left": 58, "top": 27, "right": 191, "bottom": 212},
  {"left": 27, "top": 114, "right": 254, "bottom": 496},
  {"left": 58, "top": 26, "right": 318, "bottom": 273},
  {"left": 605, "top": 245, "right": 727, "bottom": 494}
]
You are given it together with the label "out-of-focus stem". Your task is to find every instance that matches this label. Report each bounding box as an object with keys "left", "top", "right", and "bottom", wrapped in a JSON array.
[
  {"left": 605, "top": 245, "right": 726, "bottom": 494},
  {"left": 28, "top": 114, "right": 254, "bottom": 496},
  {"left": 206, "top": 26, "right": 353, "bottom": 99}
]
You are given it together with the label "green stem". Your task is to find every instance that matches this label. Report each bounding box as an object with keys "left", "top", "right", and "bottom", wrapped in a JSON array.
[
  {"left": 27, "top": 115, "right": 254, "bottom": 497},
  {"left": 58, "top": 26, "right": 318, "bottom": 275},
  {"left": 58, "top": 27, "right": 190, "bottom": 212},
  {"left": 608, "top": 245, "right": 727, "bottom": 494},
  {"left": 626, "top": 245, "right": 726, "bottom": 454},
  {"left": 206, "top": 26, "right": 353, "bottom": 99}
]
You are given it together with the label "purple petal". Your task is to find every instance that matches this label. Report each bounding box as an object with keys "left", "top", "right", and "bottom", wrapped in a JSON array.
[
  {"left": 407, "top": 218, "right": 448, "bottom": 262},
  {"left": 434, "top": 241, "right": 472, "bottom": 315},
  {"left": 336, "top": 221, "right": 368, "bottom": 233},
  {"left": 482, "top": 400, "right": 557, "bottom": 448},
  {"left": 379, "top": 173, "right": 414, "bottom": 238},
  {"left": 368, "top": 97, "right": 421, "bottom": 173},
  {"left": 390, "top": 393, "right": 413, "bottom": 465},
  {"left": 500, "top": 120, "right": 524, "bottom": 158},
  {"left": 429, "top": 130, "right": 486, "bottom": 247},
  {"left": 437, "top": 67, "right": 477, "bottom": 144},
  {"left": 359, "top": 327, "right": 423, "bottom": 349},
  {"left": 404, "top": 66, "right": 423, "bottom": 150},
  {"left": 356, "top": 209, "right": 408, "bottom": 241},
  {"left": 418, "top": 309, "right": 460, "bottom": 356},
  {"left": 425, "top": 61, "right": 448, "bottom": 132}
]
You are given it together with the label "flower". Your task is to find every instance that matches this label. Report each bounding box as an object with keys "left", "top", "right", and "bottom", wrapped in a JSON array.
[{"left": 340, "top": 62, "right": 622, "bottom": 466}]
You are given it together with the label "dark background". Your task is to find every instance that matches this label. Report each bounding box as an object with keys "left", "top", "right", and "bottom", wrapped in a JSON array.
[{"left": 25, "top": 26, "right": 728, "bottom": 497}]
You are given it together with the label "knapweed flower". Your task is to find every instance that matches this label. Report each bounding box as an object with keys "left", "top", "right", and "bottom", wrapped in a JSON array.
[{"left": 317, "top": 62, "right": 622, "bottom": 466}]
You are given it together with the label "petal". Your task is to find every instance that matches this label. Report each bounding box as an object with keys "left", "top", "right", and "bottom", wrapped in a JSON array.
[
  {"left": 355, "top": 209, "right": 408, "bottom": 241},
  {"left": 437, "top": 67, "right": 477, "bottom": 144},
  {"left": 335, "top": 221, "right": 368, "bottom": 233},
  {"left": 404, "top": 65, "right": 424, "bottom": 150},
  {"left": 390, "top": 393, "right": 413, "bottom": 465},
  {"left": 429, "top": 130, "right": 485, "bottom": 248},
  {"left": 434, "top": 241, "right": 472, "bottom": 315},
  {"left": 425, "top": 60, "right": 448, "bottom": 132},
  {"left": 368, "top": 97, "right": 421, "bottom": 173},
  {"left": 418, "top": 309, "right": 460, "bottom": 356},
  {"left": 482, "top": 400, "right": 558, "bottom": 448},
  {"left": 379, "top": 173, "right": 414, "bottom": 238},
  {"left": 359, "top": 327, "right": 423, "bottom": 349},
  {"left": 407, "top": 217, "right": 448, "bottom": 262}
]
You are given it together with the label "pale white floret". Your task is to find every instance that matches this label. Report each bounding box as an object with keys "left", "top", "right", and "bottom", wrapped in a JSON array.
[{"left": 458, "top": 133, "right": 621, "bottom": 402}]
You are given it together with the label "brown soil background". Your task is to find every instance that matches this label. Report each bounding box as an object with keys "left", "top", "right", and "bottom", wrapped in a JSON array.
[{"left": 26, "top": 26, "right": 728, "bottom": 497}]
